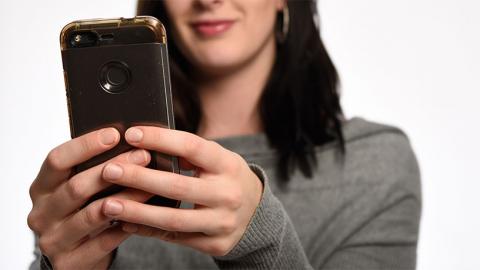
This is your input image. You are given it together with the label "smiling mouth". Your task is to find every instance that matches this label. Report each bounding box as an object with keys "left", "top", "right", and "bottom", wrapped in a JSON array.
[{"left": 190, "top": 20, "right": 236, "bottom": 37}]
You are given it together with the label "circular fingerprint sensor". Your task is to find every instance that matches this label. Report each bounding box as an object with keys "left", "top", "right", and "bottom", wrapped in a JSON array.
[{"left": 99, "top": 61, "right": 131, "bottom": 93}]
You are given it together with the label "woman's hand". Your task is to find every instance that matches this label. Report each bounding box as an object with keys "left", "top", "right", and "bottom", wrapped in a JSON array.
[
  {"left": 28, "top": 128, "right": 154, "bottom": 270},
  {"left": 100, "top": 126, "right": 264, "bottom": 257}
]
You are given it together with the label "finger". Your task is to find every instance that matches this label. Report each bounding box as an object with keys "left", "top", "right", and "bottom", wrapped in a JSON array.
[
  {"left": 121, "top": 223, "right": 228, "bottom": 256},
  {"left": 33, "top": 128, "right": 120, "bottom": 193},
  {"left": 125, "top": 126, "right": 229, "bottom": 173},
  {"left": 49, "top": 188, "right": 152, "bottom": 254},
  {"left": 55, "top": 225, "right": 129, "bottom": 270},
  {"left": 46, "top": 149, "right": 151, "bottom": 219},
  {"left": 122, "top": 222, "right": 202, "bottom": 242},
  {"left": 102, "top": 163, "right": 218, "bottom": 206},
  {"left": 102, "top": 199, "right": 216, "bottom": 234}
]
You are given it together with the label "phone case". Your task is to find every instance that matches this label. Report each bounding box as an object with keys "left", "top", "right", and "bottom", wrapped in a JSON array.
[{"left": 60, "top": 17, "right": 179, "bottom": 207}]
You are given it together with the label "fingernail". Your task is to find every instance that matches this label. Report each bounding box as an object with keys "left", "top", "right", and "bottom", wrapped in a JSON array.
[
  {"left": 125, "top": 128, "right": 143, "bottom": 143},
  {"left": 99, "top": 128, "right": 119, "bottom": 145},
  {"left": 122, "top": 223, "right": 138, "bottom": 233},
  {"left": 103, "top": 163, "right": 123, "bottom": 180},
  {"left": 104, "top": 200, "right": 123, "bottom": 216},
  {"left": 128, "top": 149, "right": 148, "bottom": 164}
]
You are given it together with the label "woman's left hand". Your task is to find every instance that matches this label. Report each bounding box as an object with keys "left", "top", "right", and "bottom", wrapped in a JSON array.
[{"left": 100, "top": 126, "right": 263, "bottom": 256}]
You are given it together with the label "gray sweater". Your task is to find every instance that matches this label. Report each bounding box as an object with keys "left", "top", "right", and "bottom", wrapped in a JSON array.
[{"left": 31, "top": 117, "right": 422, "bottom": 269}]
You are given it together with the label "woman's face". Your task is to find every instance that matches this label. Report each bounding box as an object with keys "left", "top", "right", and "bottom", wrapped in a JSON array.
[{"left": 163, "top": 0, "right": 284, "bottom": 76}]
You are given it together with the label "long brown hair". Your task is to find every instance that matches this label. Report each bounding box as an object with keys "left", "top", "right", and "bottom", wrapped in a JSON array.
[{"left": 137, "top": 0, "right": 345, "bottom": 181}]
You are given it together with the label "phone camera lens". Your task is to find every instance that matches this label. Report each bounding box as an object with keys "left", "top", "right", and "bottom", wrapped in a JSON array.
[
  {"left": 69, "top": 31, "right": 98, "bottom": 48},
  {"left": 99, "top": 61, "right": 131, "bottom": 94}
]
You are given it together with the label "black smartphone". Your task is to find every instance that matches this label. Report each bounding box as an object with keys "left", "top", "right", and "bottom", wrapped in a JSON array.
[{"left": 60, "top": 16, "right": 179, "bottom": 207}]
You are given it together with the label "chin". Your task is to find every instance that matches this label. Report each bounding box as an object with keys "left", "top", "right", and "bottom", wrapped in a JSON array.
[{"left": 192, "top": 45, "right": 247, "bottom": 75}]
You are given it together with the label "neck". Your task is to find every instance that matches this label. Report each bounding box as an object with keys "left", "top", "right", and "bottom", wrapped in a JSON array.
[{"left": 196, "top": 37, "right": 276, "bottom": 139}]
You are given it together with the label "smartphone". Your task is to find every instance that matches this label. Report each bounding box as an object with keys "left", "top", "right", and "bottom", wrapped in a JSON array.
[{"left": 60, "top": 16, "right": 179, "bottom": 207}]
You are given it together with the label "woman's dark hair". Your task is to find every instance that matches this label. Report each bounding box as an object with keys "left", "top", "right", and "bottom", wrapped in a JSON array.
[{"left": 137, "top": 0, "right": 345, "bottom": 181}]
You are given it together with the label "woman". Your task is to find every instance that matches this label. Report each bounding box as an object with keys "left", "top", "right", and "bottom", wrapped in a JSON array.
[{"left": 28, "top": 0, "right": 421, "bottom": 269}]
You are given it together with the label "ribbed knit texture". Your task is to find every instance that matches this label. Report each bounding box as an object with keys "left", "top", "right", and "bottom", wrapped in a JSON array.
[{"left": 214, "top": 164, "right": 312, "bottom": 269}]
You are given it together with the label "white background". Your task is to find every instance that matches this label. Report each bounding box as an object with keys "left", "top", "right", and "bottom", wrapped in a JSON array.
[{"left": 0, "top": 0, "right": 478, "bottom": 269}]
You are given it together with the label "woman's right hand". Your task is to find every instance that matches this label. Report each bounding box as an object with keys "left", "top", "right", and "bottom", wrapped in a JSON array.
[{"left": 27, "top": 128, "right": 153, "bottom": 270}]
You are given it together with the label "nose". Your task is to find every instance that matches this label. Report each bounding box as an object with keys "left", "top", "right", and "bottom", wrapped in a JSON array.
[{"left": 194, "top": 0, "right": 223, "bottom": 10}]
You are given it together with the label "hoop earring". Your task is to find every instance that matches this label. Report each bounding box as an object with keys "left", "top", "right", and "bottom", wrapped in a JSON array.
[{"left": 276, "top": 4, "right": 290, "bottom": 44}]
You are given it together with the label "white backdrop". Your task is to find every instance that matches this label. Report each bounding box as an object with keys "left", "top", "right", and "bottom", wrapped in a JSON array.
[{"left": 0, "top": 1, "right": 478, "bottom": 269}]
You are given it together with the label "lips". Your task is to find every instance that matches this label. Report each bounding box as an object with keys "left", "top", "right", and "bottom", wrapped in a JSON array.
[{"left": 190, "top": 20, "right": 236, "bottom": 37}]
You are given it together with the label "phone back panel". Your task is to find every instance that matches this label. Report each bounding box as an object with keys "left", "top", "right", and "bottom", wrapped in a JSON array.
[{"left": 62, "top": 42, "right": 178, "bottom": 207}]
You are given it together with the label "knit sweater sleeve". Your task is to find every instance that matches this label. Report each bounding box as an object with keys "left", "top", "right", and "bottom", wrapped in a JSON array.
[
  {"left": 214, "top": 144, "right": 421, "bottom": 270},
  {"left": 214, "top": 163, "right": 314, "bottom": 269}
]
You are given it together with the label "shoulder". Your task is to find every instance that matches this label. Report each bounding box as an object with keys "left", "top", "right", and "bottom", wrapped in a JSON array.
[
  {"left": 342, "top": 117, "right": 412, "bottom": 148},
  {"left": 341, "top": 117, "right": 419, "bottom": 172},
  {"left": 333, "top": 117, "right": 421, "bottom": 199},
  {"left": 302, "top": 118, "right": 422, "bottom": 260}
]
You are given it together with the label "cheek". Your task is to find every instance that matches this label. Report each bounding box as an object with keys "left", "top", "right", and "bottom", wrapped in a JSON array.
[
  {"left": 242, "top": 0, "right": 278, "bottom": 46},
  {"left": 221, "top": 1, "right": 276, "bottom": 61},
  {"left": 163, "top": 0, "right": 190, "bottom": 18},
  {"left": 163, "top": 1, "right": 189, "bottom": 42}
]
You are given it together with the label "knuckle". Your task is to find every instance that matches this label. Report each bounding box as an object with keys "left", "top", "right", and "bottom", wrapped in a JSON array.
[
  {"left": 222, "top": 189, "right": 243, "bottom": 210},
  {"left": 65, "top": 178, "right": 86, "bottom": 201},
  {"left": 207, "top": 141, "right": 222, "bottom": 154},
  {"left": 232, "top": 151, "right": 244, "bottom": 163},
  {"left": 232, "top": 153, "right": 245, "bottom": 172},
  {"left": 27, "top": 210, "right": 43, "bottom": 232},
  {"left": 51, "top": 256, "right": 68, "bottom": 270},
  {"left": 224, "top": 152, "right": 243, "bottom": 174},
  {"left": 219, "top": 216, "right": 237, "bottom": 234},
  {"left": 46, "top": 148, "right": 64, "bottom": 171},
  {"left": 209, "top": 140, "right": 221, "bottom": 148},
  {"left": 38, "top": 235, "right": 55, "bottom": 256},
  {"left": 82, "top": 203, "right": 102, "bottom": 227}
]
